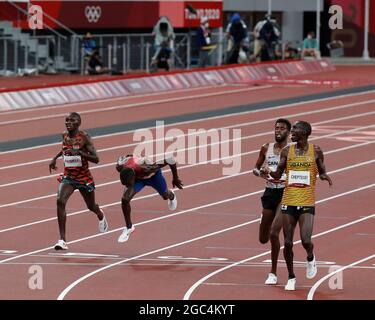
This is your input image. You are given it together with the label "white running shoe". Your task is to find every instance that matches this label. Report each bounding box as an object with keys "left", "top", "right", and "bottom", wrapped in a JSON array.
[
  {"left": 118, "top": 225, "right": 135, "bottom": 243},
  {"left": 306, "top": 256, "right": 317, "bottom": 279},
  {"left": 285, "top": 278, "right": 296, "bottom": 291},
  {"left": 54, "top": 239, "right": 68, "bottom": 250},
  {"left": 265, "top": 273, "right": 278, "bottom": 285},
  {"left": 98, "top": 215, "right": 108, "bottom": 233},
  {"left": 168, "top": 190, "right": 177, "bottom": 211}
]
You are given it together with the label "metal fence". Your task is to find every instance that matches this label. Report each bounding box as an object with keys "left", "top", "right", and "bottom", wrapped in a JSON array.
[
  {"left": 0, "top": 30, "right": 231, "bottom": 75},
  {"left": 1, "top": 30, "right": 303, "bottom": 76}
]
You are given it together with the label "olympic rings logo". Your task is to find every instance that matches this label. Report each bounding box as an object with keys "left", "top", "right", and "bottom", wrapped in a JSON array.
[{"left": 85, "top": 6, "right": 101, "bottom": 23}]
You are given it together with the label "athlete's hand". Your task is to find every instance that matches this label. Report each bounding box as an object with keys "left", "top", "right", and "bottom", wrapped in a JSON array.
[
  {"left": 49, "top": 159, "right": 57, "bottom": 173},
  {"left": 172, "top": 178, "right": 184, "bottom": 189},
  {"left": 259, "top": 167, "right": 270, "bottom": 179},
  {"left": 320, "top": 173, "right": 333, "bottom": 186}
]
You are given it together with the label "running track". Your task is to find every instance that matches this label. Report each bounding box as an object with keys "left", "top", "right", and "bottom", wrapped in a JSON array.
[{"left": 1, "top": 66, "right": 375, "bottom": 300}]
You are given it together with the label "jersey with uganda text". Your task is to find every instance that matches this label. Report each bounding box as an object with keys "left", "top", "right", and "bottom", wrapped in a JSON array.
[{"left": 281, "top": 143, "right": 318, "bottom": 207}]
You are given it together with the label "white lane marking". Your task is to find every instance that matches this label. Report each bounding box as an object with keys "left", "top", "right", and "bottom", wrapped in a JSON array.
[
  {"left": 307, "top": 254, "right": 375, "bottom": 300},
  {"left": 49, "top": 252, "right": 119, "bottom": 258},
  {"left": 1, "top": 88, "right": 375, "bottom": 155},
  {"left": 0, "top": 170, "right": 256, "bottom": 233},
  {"left": 1, "top": 136, "right": 375, "bottom": 233},
  {"left": 2, "top": 96, "right": 375, "bottom": 169},
  {"left": 3, "top": 172, "right": 374, "bottom": 267},
  {"left": 0, "top": 250, "right": 17, "bottom": 254},
  {"left": 57, "top": 183, "right": 375, "bottom": 300},
  {"left": 0, "top": 194, "right": 261, "bottom": 266},
  {"left": 182, "top": 186, "right": 375, "bottom": 300},
  {"left": 2, "top": 105, "right": 375, "bottom": 190},
  {"left": 157, "top": 256, "right": 228, "bottom": 261},
  {"left": 0, "top": 94, "right": 375, "bottom": 170},
  {"left": 262, "top": 259, "right": 336, "bottom": 265},
  {"left": 0, "top": 86, "right": 273, "bottom": 126},
  {"left": 0, "top": 84, "right": 236, "bottom": 116}
]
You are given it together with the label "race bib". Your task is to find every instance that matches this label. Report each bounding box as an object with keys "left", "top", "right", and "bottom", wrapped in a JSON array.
[
  {"left": 64, "top": 155, "right": 82, "bottom": 167},
  {"left": 288, "top": 170, "right": 310, "bottom": 186}
]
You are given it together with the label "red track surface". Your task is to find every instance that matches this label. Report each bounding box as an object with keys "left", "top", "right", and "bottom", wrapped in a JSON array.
[{"left": 0, "top": 66, "right": 375, "bottom": 300}]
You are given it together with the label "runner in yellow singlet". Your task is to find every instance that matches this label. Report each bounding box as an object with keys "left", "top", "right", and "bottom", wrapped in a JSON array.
[{"left": 261, "top": 121, "right": 333, "bottom": 291}]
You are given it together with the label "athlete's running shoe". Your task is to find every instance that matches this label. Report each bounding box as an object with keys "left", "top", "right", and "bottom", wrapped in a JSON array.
[
  {"left": 168, "top": 190, "right": 177, "bottom": 211},
  {"left": 285, "top": 278, "right": 296, "bottom": 291},
  {"left": 98, "top": 215, "right": 108, "bottom": 233},
  {"left": 118, "top": 225, "right": 135, "bottom": 243},
  {"left": 265, "top": 273, "right": 278, "bottom": 285},
  {"left": 54, "top": 239, "right": 68, "bottom": 250},
  {"left": 306, "top": 255, "right": 317, "bottom": 279}
]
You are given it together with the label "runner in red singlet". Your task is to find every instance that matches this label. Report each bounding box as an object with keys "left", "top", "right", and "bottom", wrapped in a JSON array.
[{"left": 49, "top": 112, "right": 108, "bottom": 250}]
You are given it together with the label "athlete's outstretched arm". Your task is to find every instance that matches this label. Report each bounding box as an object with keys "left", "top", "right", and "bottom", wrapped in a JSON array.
[
  {"left": 253, "top": 144, "right": 267, "bottom": 177},
  {"left": 49, "top": 150, "right": 63, "bottom": 173},
  {"left": 315, "top": 145, "right": 333, "bottom": 186},
  {"left": 267, "top": 146, "right": 288, "bottom": 180},
  {"left": 49, "top": 134, "right": 64, "bottom": 173},
  {"left": 156, "top": 157, "right": 183, "bottom": 189},
  {"left": 167, "top": 158, "right": 183, "bottom": 189}
]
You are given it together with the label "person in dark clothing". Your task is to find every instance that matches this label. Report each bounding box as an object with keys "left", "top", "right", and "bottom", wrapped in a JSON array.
[
  {"left": 258, "top": 16, "right": 281, "bottom": 61},
  {"left": 196, "top": 16, "right": 213, "bottom": 68},
  {"left": 87, "top": 50, "right": 110, "bottom": 75},
  {"left": 226, "top": 13, "right": 249, "bottom": 64}
]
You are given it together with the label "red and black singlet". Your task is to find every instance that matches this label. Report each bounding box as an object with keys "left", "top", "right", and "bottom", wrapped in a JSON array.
[
  {"left": 62, "top": 131, "right": 94, "bottom": 185},
  {"left": 117, "top": 155, "right": 156, "bottom": 179}
]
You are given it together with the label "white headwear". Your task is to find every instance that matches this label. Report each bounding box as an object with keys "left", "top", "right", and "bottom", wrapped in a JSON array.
[{"left": 200, "top": 16, "right": 208, "bottom": 25}]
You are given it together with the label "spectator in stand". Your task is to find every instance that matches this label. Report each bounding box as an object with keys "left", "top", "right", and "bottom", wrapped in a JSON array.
[
  {"left": 283, "top": 42, "right": 300, "bottom": 60},
  {"left": 87, "top": 50, "right": 110, "bottom": 75},
  {"left": 196, "top": 16, "right": 213, "bottom": 68},
  {"left": 83, "top": 32, "right": 97, "bottom": 56},
  {"left": 252, "top": 16, "right": 267, "bottom": 62},
  {"left": 258, "top": 15, "right": 281, "bottom": 62},
  {"left": 151, "top": 16, "right": 175, "bottom": 71},
  {"left": 225, "top": 13, "right": 249, "bottom": 64},
  {"left": 252, "top": 14, "right": 280, "bottom": 62},
  {"left": 302, "top": 31, "right": 321, "bottom": 59},
  {"left": 82, "top": 32, "right": 97, "bottom": 74}
]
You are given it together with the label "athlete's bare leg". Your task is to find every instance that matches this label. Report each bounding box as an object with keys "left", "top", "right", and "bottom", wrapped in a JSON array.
[
  {"left": 259, "top": 208, "right": 275, "bottom": 244},
  {"left": 269, "top": 205, "right": 283, "bottom": 275},
  {"left": 79, "top": 189, "right": 104, "bottom": 220},
  {"left": 121, "top": 197, "right": 133, "bottom": 229},
  {"left": 56, "top": 183, "right": 75, "bottom": 241},
  {"left": 299, "top": 213, "right": 315, "bottom": 260},
  {"left": 283, "top": 213, "right": 298, "bottom": 278}
]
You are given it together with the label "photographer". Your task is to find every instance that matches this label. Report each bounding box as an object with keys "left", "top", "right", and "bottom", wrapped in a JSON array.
[
  {"left": 151, "top": 16, "right": 175, "bottom": 71},
  {"left": 226, "top": 13, "right": 249, "bottom": 64},
  {"left": 258, "top": 15, "right": 281, "bottom": 61}
]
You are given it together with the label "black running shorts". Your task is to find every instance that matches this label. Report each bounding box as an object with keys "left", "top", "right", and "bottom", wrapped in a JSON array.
[
  {"left": 261, "top": 187, "right": 284, "bottom": 211},
  {"left": 281, "top": 205, "right": 315, "bottom": 216}
]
